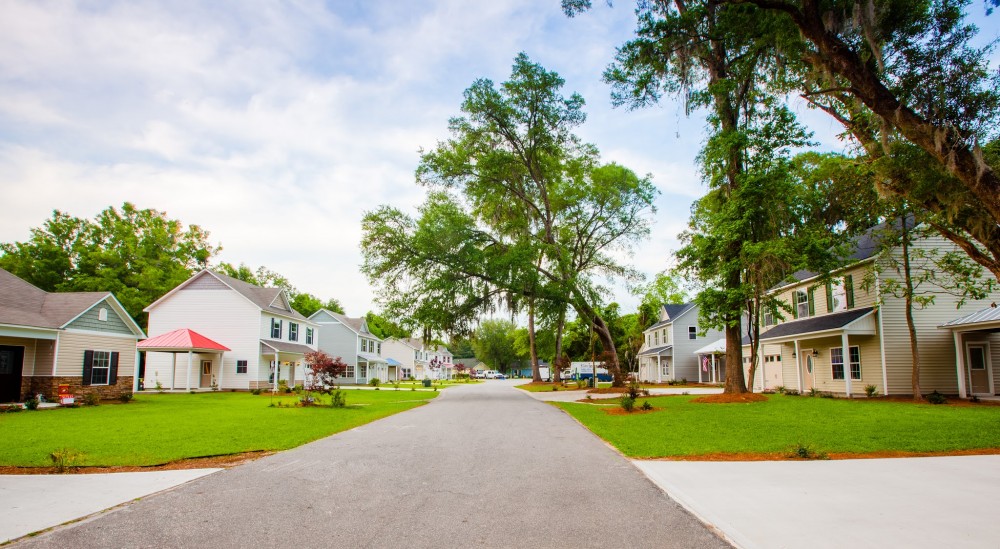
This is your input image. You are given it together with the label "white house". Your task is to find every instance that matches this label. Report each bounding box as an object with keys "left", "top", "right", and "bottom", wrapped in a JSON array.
[
  {"left": 142, "top": 270, "right": 318, "bottom": 391},
  {"left": 382, "top": 338, "right": 454, "bottom": 380},
  {"left": 637, "top": 303, "right": 724, "bottom": 383},
  {"left": 308, "top": 309, "right": 392, "bottom": 384}
]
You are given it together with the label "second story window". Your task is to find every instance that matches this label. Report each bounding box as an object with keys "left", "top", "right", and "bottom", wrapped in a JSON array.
[
  {"left": 688, "top": 326, "right": 697, "bottom": 340},
  {"left": 271, "top": 318, "right": 282, "bottom": 339},
  {"left": 306, "top": 328, "right": 314, "bottom": 345},
  {"left": 793, "top": 289, "right": 814, "bottom": 319},
  {"left": 763, "top": 310, "right": 775, "bottom": 326},
  {"left": 662, "top": 329, "right": 668, "bottom": 344},
  {"left": 289, "top": 323, "right": 299, "bottom": 341},
  {"left": 377, "top": 342, "right": 381, "bottom": 355},
  {"left": 654, "top": 331, "right": 659, "bottom": 345}
]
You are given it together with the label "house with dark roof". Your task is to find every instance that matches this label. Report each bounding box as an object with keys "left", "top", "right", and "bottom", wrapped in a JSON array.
[
  {"left": 0, "top": 267, "right": 145, "bottom": 403},
  {"left": 142, "top": 270, "right": 318, "bottom": 391},
  {"left": 744, "top": 219, "right": 1000, "bottom": 397},
  {"left": 637, "top": 303, "right": 723, "bottom": 383},
  {"left": 308, "top": 309, "right": 393, "bottom": 384}
]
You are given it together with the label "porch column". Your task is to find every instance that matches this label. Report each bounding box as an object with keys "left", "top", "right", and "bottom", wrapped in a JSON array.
[
  {"left": 794, "top": 340, "right": 802, "bottom": 393},
  {"left": 656, "top": 355, "right": 661, "bottom": 383},
  {"left": 842, "top": 332, "right": 852, "bottom": 398},
  {"left": 185, "top": 350, "right": 193, "bottom": 391},
  {"left": 171, "top": 353, "right": 177, "bottom": 391},
  {"left": 133, "top": 350, "right": 140, "bottom": 393},
  {"left": 711, "top": 354, "right": 716, "bottom": 383},
  {"left": 217, "top": 352, "right": 224, "bottom": 390},
  {"left": 954, "top": 331, "right": 967, "bottom": 398},
  {"left": 698, "top": 355, "right": 703, "bottom": 383}
]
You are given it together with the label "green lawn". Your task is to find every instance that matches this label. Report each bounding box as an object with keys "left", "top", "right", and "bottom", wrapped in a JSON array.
[
  {"left": 0, "top": 390, "right": 437, "bottom": 467},
  {"left": 390, "top": 379, "right": 480, "bottom": 389},
  {"left": 555, "top": 394, "right": 1000, "bottom": 458},
  {"left": 515, "top": 382, "right": 586, "bottom": 393}
]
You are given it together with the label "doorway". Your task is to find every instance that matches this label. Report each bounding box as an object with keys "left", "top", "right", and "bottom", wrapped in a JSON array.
[
  {"left": 966, "top": 342, "right": 994, "bottom": 395},
  {"left": 200, "top": 360, "right": 212, "bottom": 388},
  {"left": 0, "top": 345, "right": 25, "bottom": 403},
  {"left": 802, "top": 353, "right": 815, "bottom": 391}
]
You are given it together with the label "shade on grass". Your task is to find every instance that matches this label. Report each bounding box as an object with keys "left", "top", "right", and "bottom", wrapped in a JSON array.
[
  {"left": 0, "top": 390, "right": 436, "bottom": 467},
  {"left": 555, "top": 394, "right": 1000, "bottom": 458}
]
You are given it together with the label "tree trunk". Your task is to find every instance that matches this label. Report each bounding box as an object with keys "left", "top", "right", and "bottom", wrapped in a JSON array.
[
  {"left": 901, "top": 213, "right": 922, "bottom": 400},
  {"left": 592, "top": 316, "right": 624, "bottom": 386},
  {"left": 553, "top": 306, "right": 565, "bottom": 383},
  {"left": 745, "top": 297, "right": 761, "bottom": 393},
  {"left": 528, "top": 298, "right": 542, "bottom": 382}
]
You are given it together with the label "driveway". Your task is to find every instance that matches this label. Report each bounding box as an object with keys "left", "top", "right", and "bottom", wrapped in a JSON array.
[
  {"left": 636, "top": 456, "right": 1000, "bottom": 549},
  {"left": 10, "top": 379, "right": 729, "bottom": 548}
]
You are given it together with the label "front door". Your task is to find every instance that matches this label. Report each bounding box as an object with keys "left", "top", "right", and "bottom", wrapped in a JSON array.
[
  {"left": 802, "top": 354, "right": 815, "bottom": 391},
  {"left": 200, "top": 360, "right": 212, "bottom": 388},
  {"left": 967, "top": 343, "right": 993, "bottom": 395},
  {"left": 357, "top": 363, "right": 367, "bottom": 385},
  {"left": 0, "top": 346, "right": 24, "bottom": 403}
]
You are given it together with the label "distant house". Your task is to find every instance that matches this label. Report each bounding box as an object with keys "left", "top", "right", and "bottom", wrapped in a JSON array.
[
  {"left": 308, "top": 309, "right": 392, "bottom": 384},
  {"left": 637, "top": 303, "right": 723, "bottom": 383},
  {"left": 142, "top": 270, "right": 318, "bottom": 391},
  {"left": 0, "top": 267, "right": 145, "bottom": 402},
  {"left": 741, "top": 221, "right": 1000, "bottom": 396},
  {"left": 382, "top": 338, "right": 454, "bottom": 379}
]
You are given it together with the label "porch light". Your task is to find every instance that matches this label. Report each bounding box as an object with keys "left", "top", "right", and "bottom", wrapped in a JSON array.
[{"left": 812, "top": 350, "right": 820, "bottom": 357}]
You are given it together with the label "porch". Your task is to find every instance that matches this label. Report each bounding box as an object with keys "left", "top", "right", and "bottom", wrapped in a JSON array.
[
  {"left": 638, "top": 345, "right": 672, "bottom": 383},
  {"left": 940, "top": 306, "right": 1000, "bottom": 398},
  {"left": 260, "top": 340, "right": 314, "bottom": 389},
  {"left": 138, "top": 329, "right": 230, "bottom": 392}
]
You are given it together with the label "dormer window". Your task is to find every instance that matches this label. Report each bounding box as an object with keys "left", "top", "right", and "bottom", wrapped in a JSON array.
[{"left": 98, "top": 308, "right": 108, "bottom": 321}]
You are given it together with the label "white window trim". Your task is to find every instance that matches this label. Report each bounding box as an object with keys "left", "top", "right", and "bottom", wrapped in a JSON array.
[
  {"left": 90, "top": 349, "right": 113, "bottom": 386},
  {"left": 831, "top": 345, "right": 861, "bottom": 381},
  {"left": 236, "top": 360, "right": 248, "bottom": 374}
]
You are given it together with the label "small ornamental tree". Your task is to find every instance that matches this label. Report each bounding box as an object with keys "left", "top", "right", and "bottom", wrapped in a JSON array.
[
  {"left": 305, "top": 351, "right": 347, "bottom": 392},
  {"left": 454, "top": 362, "right": 468, "bottom": 378}
]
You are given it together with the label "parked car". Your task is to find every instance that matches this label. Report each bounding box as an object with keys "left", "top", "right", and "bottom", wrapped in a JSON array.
[
  {"left": 473, "top": 371, "right": 487, "bottom": 379},
  {"left": 494, "top": 373, "right": 506, "bottom": 380}
]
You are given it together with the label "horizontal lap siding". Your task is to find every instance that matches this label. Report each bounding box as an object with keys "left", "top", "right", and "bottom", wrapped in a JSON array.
[
  {"left": 0, "top": 336, "right": 39, "bottom": 375},
  {"left": 879, "top": 235, "right": 1000, "bottom": 395},
  {"left": 145, "top": 288, "right": 261, "bottom": 390},
  {"left": 801, "top": 334, "right": 882, "bottom": 395},
  {"left": 55, "top": 331, "right": 136, "bottom": 378}
]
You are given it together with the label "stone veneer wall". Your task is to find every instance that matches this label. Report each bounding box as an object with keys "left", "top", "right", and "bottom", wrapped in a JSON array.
[{"left": 25, "top": 376, "right": 134, "bottom": 401}]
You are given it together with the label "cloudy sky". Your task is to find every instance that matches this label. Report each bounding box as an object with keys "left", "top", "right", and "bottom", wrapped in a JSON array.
[{"left": 0, "top": 1, "right": 995, "bottom": 318}]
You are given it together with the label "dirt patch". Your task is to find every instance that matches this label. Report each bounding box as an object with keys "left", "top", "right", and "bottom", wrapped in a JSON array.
[
  {"left": 0, "top": 450, "right": 273, "bottom": 475},
  {"left": 691, "top": 393, "right": 769, "bottom": 404},
  {"left": 647, "top": 447, "right": 1000, "bottom": 462},
  {"left": 602, "top": 407, "right": 660, "bottom": 416}
]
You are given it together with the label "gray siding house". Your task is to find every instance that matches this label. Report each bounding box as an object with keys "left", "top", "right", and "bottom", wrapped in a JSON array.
[
  {"left": 309, "top": 310, "right": 391, "bottom": 384},
  {"left": 637, "top": 303, "right": 723, "bottom": 383}
]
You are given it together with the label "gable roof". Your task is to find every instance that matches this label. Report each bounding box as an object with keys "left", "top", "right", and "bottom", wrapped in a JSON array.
[
  {"left": 309, "top": 309, "right": 375, "bottom": 338},
  {"left": 0, "top": 268, "right": 144, "bottom": 336},
  {"left": 145, "top": 270, "right": 311, "bottom": 323},
  {"left": 646, "top": 303, "right": 696, "bottom": 331}
]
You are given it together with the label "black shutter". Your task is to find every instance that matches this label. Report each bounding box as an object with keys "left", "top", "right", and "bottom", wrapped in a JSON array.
[
  {"left": 845, "top": 275, "right": 855, "bottom": 309},
  {"left": 109, "top": 352, "right": 120, "bottom": 385},
  {"left": 82, "top": 350, "right": 94, "bottom": 386}
]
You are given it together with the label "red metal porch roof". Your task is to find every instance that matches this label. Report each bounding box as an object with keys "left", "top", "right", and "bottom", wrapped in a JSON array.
[{"left": 138, "top": 328, "right": 231, "bottom": 352}]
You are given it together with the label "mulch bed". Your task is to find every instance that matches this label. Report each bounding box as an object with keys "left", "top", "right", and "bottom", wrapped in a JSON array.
[
  {"left": 0, "top": 450, "right": 273, "bottom": 475},
  {"left": 691, "top": 393, "right": 769, "bottom": 404},
  {"left": 602, "top": 407, "right": 660, "bottom": 416}
]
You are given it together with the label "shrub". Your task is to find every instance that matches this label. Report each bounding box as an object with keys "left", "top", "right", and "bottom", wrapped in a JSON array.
[
  {"left": 775, "top": 386, "right": 786, "bottom": 394},
  {"left": 552, "top": 386, "right": 559, "bottom": 391},
  {"left": 640, "top": 400, "right": 653, "bottom": 411},
  {"left": 118, "top": 393, "right": 134, "bottom": 404},
  {"left": 808, "top": 387, "right": 820, "bottom": 397},
  {"left": 1, "top": 404, "right": 23, "bottom": 413},
  {"left": 864, "top": 384, "right": 878, "bottom": 398},
  {"left": 330, "top": 390, "right": 347, "bottom": 408},
  {"left": 250, "top": 388, "right": 262, "bottom": 395},
  {"left": 785, "top": 389, "right": 800, "bottom": 396},
  {"left": 680, "top": 378, "right": 687, "bottom": 385},
  {"left": 24, "top": 397, "right": 39, "bottom": 410},
  {"left": 369, "top": 378, "right": 381, "bottom": 387},
  {"left": 82, "top": 393, "right": 100, "bottom": 406},
  {"left": 788, "top": 443, "right": 828, "bottom": 460},
  {"left": 154, "top": 380, "right": 164, "bottom": 393},
  {"left": 50, "top": 447, "right": 84, "bottom": 473},
  {"left": 820, "top": 392, "right": 835, "bottom": 399},
  {"left": 626, "top": 380, "right": 641, "bottom": 400},
  {"left": 927, "top": 390, "right": 947, "bottom": 405},
  {"left": 620, "top": 395, "right": 636, "bottom": 412}
]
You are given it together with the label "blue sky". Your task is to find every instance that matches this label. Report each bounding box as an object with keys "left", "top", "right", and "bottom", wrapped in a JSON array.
[{"left": 0, "top": 1, "right": 996, "bottom": 318}]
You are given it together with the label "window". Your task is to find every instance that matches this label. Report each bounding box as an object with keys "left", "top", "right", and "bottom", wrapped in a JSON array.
[
  {"left": 654, "top": 331, "right": 659, "bottom": 345},
  {"left": 763, "top": 311, "right": 775, "bottom": 326},
  {"left": 98, "top": 307, "right": 108, "bottom": 321},
  {"left": 289, "top": 323, "right": 299, "bottom": 341},
  {"left": 831, "top": 346, "right": 861, "bottom": 380},
  {"left": 377, "top": 342, "right": 381, "bottom": 355},
  {"left": 90, "top": 351, "right": 111, "bottom": 385},
  {"left": 688, "top": 326, "right": 697, "bottom": 340},
  {"left": 345, "top": 364, "right": 355, "bottom": 378},
  {"left": 793, "top": 288, "right": 815, "bottom": 318},
  {"left": 306, "top": 328, "right": 314, "bottom": 345},
  {"left": 271, "top": 318, "right": 282, "bottom": 339},
  {"left": 236, "top": 360, "right": 248, "bottom": 374},
  {"left": 661, "top": 363, "right": 669, "bottom": 375},
  {"left": 827, "top": 281, "right": 847, "bottom": 312},
  {"left": 662, "top": 329, "right": 668, "bottom": 344}
]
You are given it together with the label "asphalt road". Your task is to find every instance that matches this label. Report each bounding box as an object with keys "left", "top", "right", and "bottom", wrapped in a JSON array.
[{"left": 13, "top": 380, "right": 730, "bottom": 548}]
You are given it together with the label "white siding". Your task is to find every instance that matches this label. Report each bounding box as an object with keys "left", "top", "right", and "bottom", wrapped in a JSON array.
[{"left": 145, "top": 288, "right": 261, "bottom": 390}]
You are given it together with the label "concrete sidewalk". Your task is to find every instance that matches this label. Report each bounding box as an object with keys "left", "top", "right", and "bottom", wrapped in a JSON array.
[
  {"left": 0, "top": 469, "right": 219, "bottom": 543},
  {"left": 635, "top": 456, "right": 1000, "bottom": 549}
]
